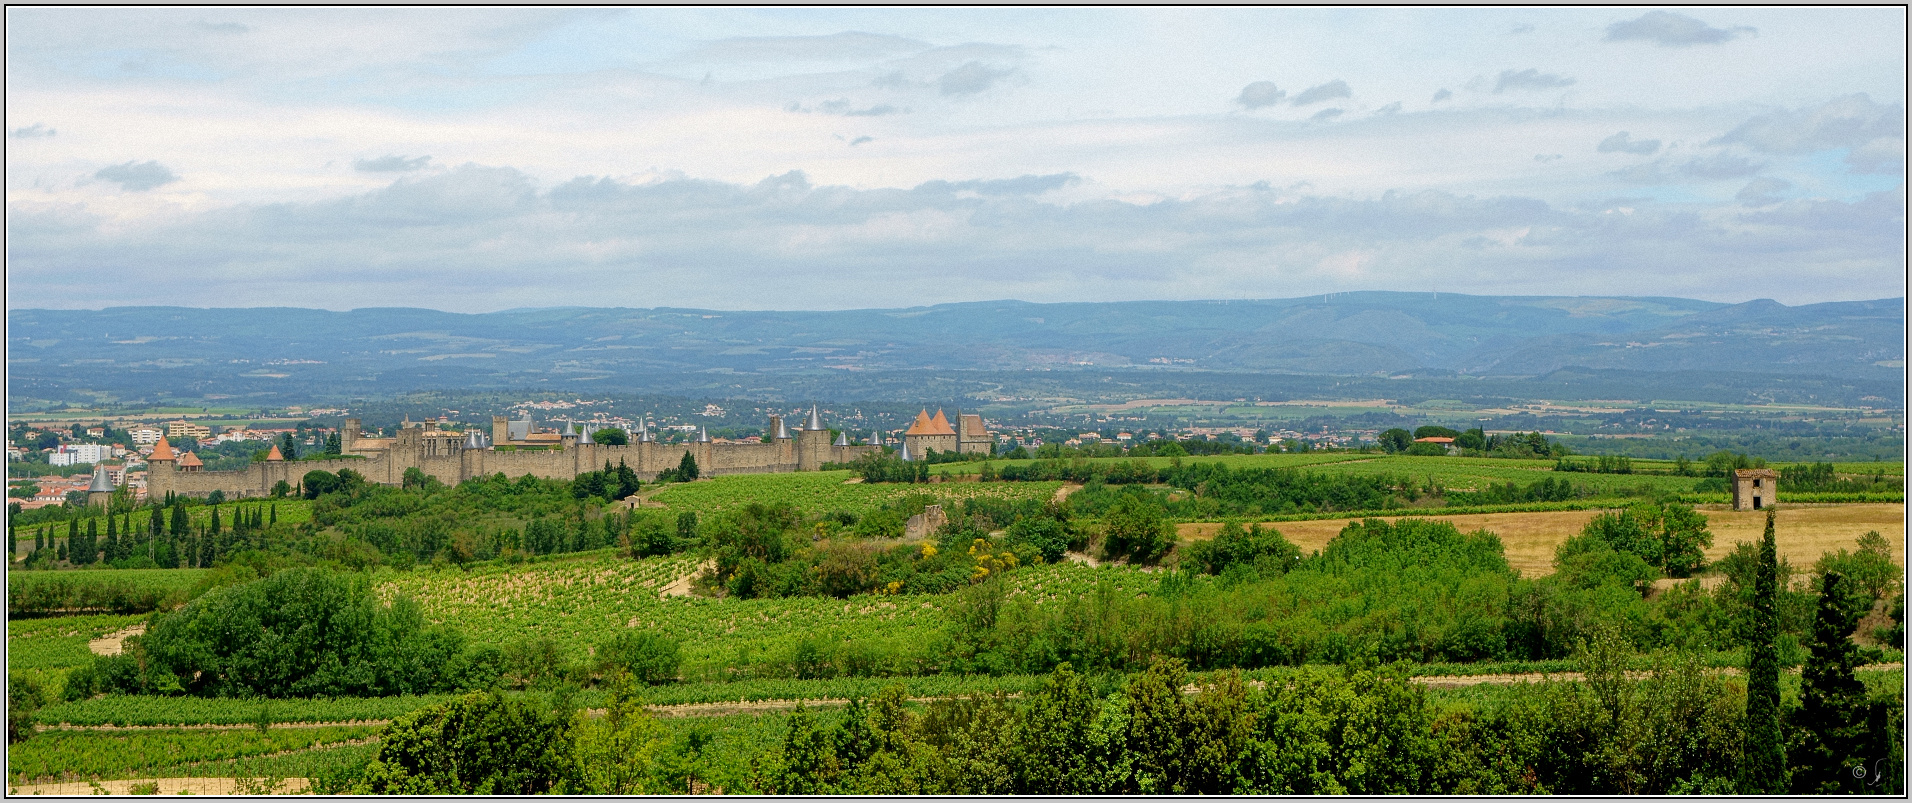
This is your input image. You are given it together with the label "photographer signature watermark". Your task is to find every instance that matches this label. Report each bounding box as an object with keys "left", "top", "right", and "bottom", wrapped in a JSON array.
[{"left": 1850, "top": 757, "right": 1891, "bottom": 787}]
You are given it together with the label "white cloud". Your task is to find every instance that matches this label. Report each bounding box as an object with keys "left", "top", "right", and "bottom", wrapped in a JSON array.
[{"left": 4, "top": 8, "right": 1905, "bottom": 310}]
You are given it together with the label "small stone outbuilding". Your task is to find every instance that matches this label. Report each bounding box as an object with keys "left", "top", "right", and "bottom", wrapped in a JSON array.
[{"left": 1732, "top": 468, "right": 1778, "bottom": 511}]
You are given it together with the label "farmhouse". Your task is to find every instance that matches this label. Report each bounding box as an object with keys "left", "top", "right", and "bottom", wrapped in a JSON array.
[{"left": 1732, "top": 468, "right": 1778, "bottom": 511}]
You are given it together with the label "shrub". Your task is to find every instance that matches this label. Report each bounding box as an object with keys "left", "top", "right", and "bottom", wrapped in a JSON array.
[
  {"left": 596, "top": 631, "right": 683, "bottom": 686},
  {"left": 1180, "top": 521, "right": 1300, "bottom": 577},
  {"left": 1005, "top": 515, "right": 1071, "bottom": 564}
]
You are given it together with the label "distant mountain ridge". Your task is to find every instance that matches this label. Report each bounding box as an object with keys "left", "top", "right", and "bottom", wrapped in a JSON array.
[{"left": 6, "top": 293, "right": 1903, "bottom": 402}]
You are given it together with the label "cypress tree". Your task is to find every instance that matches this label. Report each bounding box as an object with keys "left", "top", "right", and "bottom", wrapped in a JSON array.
[
  {"left": 170, "top": 504, "right": 188, "bottom": 537},
  {"left": 1743, "top": 508, "right": 1786, "bottom": 792},
  {"left": 105, "top": 514, "right": 120, "bottom": 563},
  {"left": 35, "top": 527, "right": 46, "bottom": 553},
  {"left": 1789, "top": 571, "right": 1872, "bottom": 792},
  {"left": 150, "top": 506, "right": 163, "bottom": 539},
  {"left": 270, "top": 504, "right": 277, "bottom": 526},
  {"left": 199, "top": 527, "right": 216, "bottom": 567},
  {"left": 677, "top": 450, "right": 700, "bottom": 481},
  {"left": 82, "top": 519, "right": 98, "bottom": 565},
  {"left": 57, "top": 541, "right": 67, "bottom": 562},
  {"left": 210, "top": 507, "right": 222, "bottom": 538}
]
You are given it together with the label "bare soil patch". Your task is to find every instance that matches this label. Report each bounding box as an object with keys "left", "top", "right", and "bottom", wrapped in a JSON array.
[
  {"left": 87, "top": 624, "right": 147, "bottom": 657},
  {"left": 1177, "top": 503, "right": 1904, "bottom": 578},
  {"left": 660, "top": 559, "right": 714, "bottom": 598}
]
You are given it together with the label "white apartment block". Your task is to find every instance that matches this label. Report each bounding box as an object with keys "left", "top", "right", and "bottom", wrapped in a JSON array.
[{"left": 48, "top": 443, "right": 113, "bottom": 466}]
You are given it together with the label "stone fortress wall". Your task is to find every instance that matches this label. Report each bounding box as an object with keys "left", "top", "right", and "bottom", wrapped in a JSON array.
[{"left": 147, "top": 408, "right": 884, "bottom": 501}]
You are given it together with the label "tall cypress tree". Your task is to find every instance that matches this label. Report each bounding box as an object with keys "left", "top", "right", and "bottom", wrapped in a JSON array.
[
  {"left": 170, "top": 504, "right": 188, "bottom": 537},
  {"left": 82, "top": 519, "right": 99, "bottom": 565},
  {"left": 1743, "top": 508, "right": 1786, "bottom": 792},
  {"left": 1788, "top": 571, "right": 1872, "bottom": 792},
  {"left": 150, "top": 506, "right": 164, "bottom": 539},
  {"left": 105, "top": 514, "right": 120, "bottom": 563}
]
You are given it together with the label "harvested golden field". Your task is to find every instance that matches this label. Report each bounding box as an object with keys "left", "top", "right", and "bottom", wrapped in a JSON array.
[{"left": 1177, "top": 503, "right": 1905, "bottom": 578}]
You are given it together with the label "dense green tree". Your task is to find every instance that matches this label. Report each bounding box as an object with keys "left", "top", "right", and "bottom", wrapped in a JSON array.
[
  {"left": 592, "top": 428, "right": 629, "bottom": 446},
  {"left": 1378, "top": 428, "right": 1413, "bottom": 453},
  {"left": 564, "top": 671, "right": 669, "bottom": 793},
  {"left": 1004, "top": 515, "right": 1070, "bottom": 564},
  {"left": 676, "top": 450, "right": 700, "bottom": 481},
  {"left": 279, "top": 432, "right": 299, "bottom": 461},
  {"left": 1741, "top": 510, "right": 1786, "bottom": 792},
  {"left": 1788, "top": 571, "right": 1871, "bottom": 793},
  {"left": 8, "top": 674, "right": 46, "bottom": 743},
  {"left": 1101, "top": 494, "right": 1173, "bottom": 564},
  {"left": 777, "top": 704, "right": 841, "bottom": 793},
  {"left": 139, "top": 567, "right": 465, "bottom": 697},
  {"left": 352, "top": 691, "right": 573, "bottom": 794}
]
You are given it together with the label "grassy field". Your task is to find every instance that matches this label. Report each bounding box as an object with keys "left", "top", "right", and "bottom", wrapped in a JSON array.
[
  {"left": 1177, "top": 503, "right": 1906, "bottom": 577},
  {"left": 648, "top": 470, "right": 1062, "bottom": 517}
]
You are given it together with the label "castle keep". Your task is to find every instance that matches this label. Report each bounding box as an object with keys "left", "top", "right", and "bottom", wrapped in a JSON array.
[{"left": 145, "top": 406, "right": 880, "bottom": 501}]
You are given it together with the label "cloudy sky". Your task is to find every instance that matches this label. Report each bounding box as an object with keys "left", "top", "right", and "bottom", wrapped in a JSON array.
[{"left": 6, "top": 7, "right": 1905, "bottom": 311}]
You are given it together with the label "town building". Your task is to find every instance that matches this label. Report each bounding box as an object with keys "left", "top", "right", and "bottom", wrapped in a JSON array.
[
  {"left": 48, "top": 443, "right": 114, "bottom": 466},
  {"left": 166, "top": 421, "right": 212, "bottom": 440}
]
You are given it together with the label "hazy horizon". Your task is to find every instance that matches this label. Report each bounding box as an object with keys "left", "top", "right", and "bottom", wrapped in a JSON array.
[{"left": 6, "top": 291, "right": 1907, "bottom": 317}]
